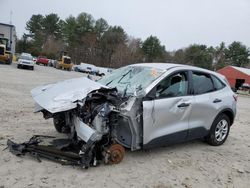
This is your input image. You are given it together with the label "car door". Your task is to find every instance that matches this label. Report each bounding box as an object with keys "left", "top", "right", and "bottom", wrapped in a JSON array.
[
  {"left": 143, "top": 71, "right": 194, "bottom": 148},
  {"left": 188, "top": 71, "right": 220, "bottom": 139}
]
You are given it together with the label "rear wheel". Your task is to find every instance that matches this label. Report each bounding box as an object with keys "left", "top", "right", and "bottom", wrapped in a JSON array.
[{"left": 206, "top": 114, "right": 230, "bottom": 146}]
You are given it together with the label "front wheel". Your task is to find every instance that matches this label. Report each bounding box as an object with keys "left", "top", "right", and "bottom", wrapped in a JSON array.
[
  {"left": 53, "top": 114, "right": 66, "bottom": 133},
  {"left": 206, "top": 114, "right": 230, "bottom": 146}
]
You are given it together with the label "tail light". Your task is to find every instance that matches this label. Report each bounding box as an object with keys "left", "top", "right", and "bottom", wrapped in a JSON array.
[{"left": 233, "top": 94, "right": 238, "bottom": 102}]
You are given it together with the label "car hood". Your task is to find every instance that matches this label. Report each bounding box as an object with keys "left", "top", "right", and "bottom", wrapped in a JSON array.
[{"left": 31, "top": 77, "right": 108, "bottom": 113}]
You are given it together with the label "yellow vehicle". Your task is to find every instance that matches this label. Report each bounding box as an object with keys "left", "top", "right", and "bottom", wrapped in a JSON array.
[
  {"left": 57, "top": 51, "right": 73, "bottom": 71},
  {"left": 0, "top": 38, "right": 12, "bottom": 64},
  {"left": 57, "top": 55, "right": 73, "bottom": 71}
]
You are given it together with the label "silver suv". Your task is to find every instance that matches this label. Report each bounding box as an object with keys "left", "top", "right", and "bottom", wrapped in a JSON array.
[{"left": 8, "top": 63, "right": 237, "bottom": 167}]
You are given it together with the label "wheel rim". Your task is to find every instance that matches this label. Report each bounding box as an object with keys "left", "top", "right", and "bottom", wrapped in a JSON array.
[{"left": 215, "top": 119, "right": 228, "bottom": 142}]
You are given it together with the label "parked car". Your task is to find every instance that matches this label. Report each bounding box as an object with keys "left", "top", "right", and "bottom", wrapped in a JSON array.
[
  {"left": 238, "top": 83, "right": 250, "bottom": 94},
  {"left": 240, "top": 83, "right": 250, "bottom": 91},
  {"left": 17, "top": 53, "right": 34, "bottom": 70},
  {"left": 36, "top": 56, "right": 49, "bottom": 66},
  {"left": 8, "top": 63, "right": 237, "bottom": 168},
  {"left": 97, "top": 67, "right": 113, "bottom": 76},
  {"left": 33, "top": 57, "right": 37, "bottom": 63},
  {"left": 73, "top": 63, "right": 98, "bottom": 74},
  {"left": 53, "top": 60, "right": 58, "bottom": 68},
  {"left": 48, "top": 59, "right": 53, "bottom": 67},
  {"left": 73, "top": 63, "right": 113, "bottom": 76}
]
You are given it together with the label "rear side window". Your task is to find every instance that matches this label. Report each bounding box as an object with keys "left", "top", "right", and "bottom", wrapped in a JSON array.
[
  {"left": 192, "top": 72, "right": 214, "bottom": 95},
  {"left": 211, "top": 75, "right": 225, "bottom": 90}
]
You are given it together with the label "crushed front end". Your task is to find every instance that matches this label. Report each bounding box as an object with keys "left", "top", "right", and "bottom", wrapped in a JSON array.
[{"left": 7, "top": 77, "right": 143, "bottom": 168}]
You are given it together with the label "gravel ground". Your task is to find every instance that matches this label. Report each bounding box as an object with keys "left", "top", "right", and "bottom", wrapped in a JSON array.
[{"left": 0, "top": 63, "right": 250, "bottom": 188}]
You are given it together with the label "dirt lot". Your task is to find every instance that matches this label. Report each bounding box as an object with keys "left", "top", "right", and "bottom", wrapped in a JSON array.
[{"left": 0, "top": 63, "right": 250, "bottom": 188}]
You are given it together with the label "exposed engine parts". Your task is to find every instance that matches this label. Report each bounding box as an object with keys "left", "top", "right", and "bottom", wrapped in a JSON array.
[{"left": 7, "top": 88, "right": 140, "bottom": 168}]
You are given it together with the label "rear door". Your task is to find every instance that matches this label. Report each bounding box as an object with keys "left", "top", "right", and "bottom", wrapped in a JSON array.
[
  {"left": 188, "top": 71, "right": 219, "bottom": 139},
  {"left": 143, "top": 71, "right": 194, "bottom": 148}
]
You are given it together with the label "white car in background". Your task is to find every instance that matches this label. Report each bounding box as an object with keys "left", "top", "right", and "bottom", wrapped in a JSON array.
[
  {"left": 98, "top": 67, "right": 113, "bottom": 76},
  {"left": 74, "top": 63, "right": 113, "bottom": 76},
  {"left": 74, "top": 63, "right": 98, "bottom": 74},
  {"left": 17, "top": 53, "right": 34, "bottom": 70}
]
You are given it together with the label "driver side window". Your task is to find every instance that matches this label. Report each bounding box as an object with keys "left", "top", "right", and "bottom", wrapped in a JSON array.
[{"left": 156, "top": 71, "right": 188, "bottom": 98}]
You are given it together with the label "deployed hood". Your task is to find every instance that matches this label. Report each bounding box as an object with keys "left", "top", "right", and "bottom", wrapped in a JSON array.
[{"left": 31, "top": 77, "right": 108, "bottom": 113}]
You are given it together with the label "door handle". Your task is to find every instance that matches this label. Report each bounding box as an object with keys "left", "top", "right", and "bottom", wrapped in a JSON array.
[
  {"left": 177, "top": 102, "right": 190, "bottom": 108},
  {"left": 213, "top": 99, "right": 222, "bottom": 103}
]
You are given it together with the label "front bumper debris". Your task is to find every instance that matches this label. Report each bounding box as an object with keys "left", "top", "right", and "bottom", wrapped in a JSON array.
[
  {"left": 7, "top": 135, "right": 126, "bottom": 168},
  {"left": 7, "top": 135, "right": 93, "bottom": 168}
]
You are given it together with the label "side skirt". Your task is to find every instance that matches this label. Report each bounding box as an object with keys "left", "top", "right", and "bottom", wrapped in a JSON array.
[{"left": 143, "top": 127, "right": 209, "bottom": 149}]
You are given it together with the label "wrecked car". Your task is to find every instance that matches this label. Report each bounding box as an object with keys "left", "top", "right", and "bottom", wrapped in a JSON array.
[{"left": 8, "top": 63, "right": 237, "bottom": 168}]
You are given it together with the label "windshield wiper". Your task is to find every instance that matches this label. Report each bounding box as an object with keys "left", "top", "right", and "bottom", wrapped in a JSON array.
[
  {"left": 123, "top": 83, "right": 131, "bottom": 97},
  {"left": 118, "top": 69, "right": 132, "bottom": 84},
  {"left": 106, "top": 69, "right": 132, "bottom": 86},
  {"left": 106, "top": 79, "right": 114, "bottom": 86}
]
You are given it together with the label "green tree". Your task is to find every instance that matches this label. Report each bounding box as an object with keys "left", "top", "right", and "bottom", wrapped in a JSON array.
[
  {"left": 26, "top": 13, "right": 63, "bottom": 56},
  {"left": 95, "top": 18, "right": 109, "bottom": 40},
  {"left": 100, "top": 26, "right": 127, "bottom": 66},
  {"left": 226, "top": 41, "right": 249, "bottom": 67},
  {"left": 214, "top": 42, "right": 227, "bottom": 70},
  {"left": 63, "top": 15, "right": 78, "bottom": 47},
  {"left": 185, "top": 44, "right": 213, "bottom": 70},
  {"left": 26, "top": 14, "right": 44, "bottom": 34},
  {"left": 76, "top": 13, "right": 95, "bottom": 37},
  {"left": 142, "top": 36, "right": 165, "bottom": 62},
  {"left": 26, "top": 14, "right": 44, "bottom": 51},
  {"left": 173, "top": 49, "right": 185, "bottom": 63},
  {"left": 42, "top": 13, "right": 62, "bottom": 39}
]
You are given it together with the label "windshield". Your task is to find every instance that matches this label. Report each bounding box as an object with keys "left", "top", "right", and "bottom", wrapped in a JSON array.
[
  {"left": 98, "top": 65, "right": 164, "bottom": 96},
  {"left": 20, "top": 55, "right": 33, "bottom": 60},
  {"left": 64, "top": 58, "right": 71, "bottom": 64}
]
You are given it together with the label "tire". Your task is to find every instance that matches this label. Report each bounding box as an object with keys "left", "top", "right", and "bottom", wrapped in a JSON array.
[
  {"left": 7, "top": 59, "right": 12, "bottom": 65},
  {"left": 17, "top": 64, "right": 20, "bottom": 69},
  {"left": 31, "top": 66, "right": 34, "bottom": 70},
  {"left": 206, "top": 114, "right": 231, "bottom": 146},
  {"left": 53, "top": 114, "right": 66, "bottom": 133}
]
